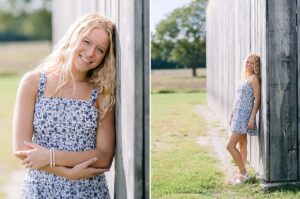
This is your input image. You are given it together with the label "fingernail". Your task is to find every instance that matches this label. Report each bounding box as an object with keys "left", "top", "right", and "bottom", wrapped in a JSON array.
[{"left": 93, "top": 157, "right": 98, "bottom": 161}]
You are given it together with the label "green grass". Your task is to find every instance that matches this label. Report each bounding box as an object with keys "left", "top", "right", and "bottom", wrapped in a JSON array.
[
  {"left": 0, "top": 74, "right": 22, "bottom": 167},
  {"left": 0, "top": 74, "right": 23, "bottom": 198},
  {"left": 151, "top": 92, "right": 300, "bottom": 198},
  {"left": 151, "top": 92, "right": 224, "bottom": 198}
]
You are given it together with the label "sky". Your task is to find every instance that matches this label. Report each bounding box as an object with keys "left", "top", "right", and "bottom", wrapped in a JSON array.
[{"left": 150, "top": 0, "right": 192, "bottom": 33}]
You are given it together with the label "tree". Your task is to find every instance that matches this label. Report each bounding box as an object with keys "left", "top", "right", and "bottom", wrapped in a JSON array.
[
  {"left": 0, "top": 0, "right": 52, "bottom": 41},
  {"left": 151, "top": 0, "right": 207, "bottom": 76}
]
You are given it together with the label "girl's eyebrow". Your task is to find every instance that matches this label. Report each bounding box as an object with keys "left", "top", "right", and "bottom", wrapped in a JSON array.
[{"left": 84, "top": 37, "right": 107, "bottom": 51}]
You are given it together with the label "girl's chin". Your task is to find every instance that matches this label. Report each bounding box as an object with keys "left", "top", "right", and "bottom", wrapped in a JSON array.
[{"left": 74, "top": 63, "right": 91, "bottom": 72}]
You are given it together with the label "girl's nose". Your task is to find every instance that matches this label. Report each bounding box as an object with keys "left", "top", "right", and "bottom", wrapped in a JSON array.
[{"left": 86, "top": 46, "right": 95, "bottom": 57}]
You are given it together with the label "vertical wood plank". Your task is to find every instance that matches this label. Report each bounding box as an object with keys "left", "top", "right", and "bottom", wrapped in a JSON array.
[{"left": 268, "top": 0, "right": 298, "bottom": 181}]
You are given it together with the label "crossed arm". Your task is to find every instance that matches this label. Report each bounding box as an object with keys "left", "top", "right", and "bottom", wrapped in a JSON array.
[{"left": 13, "top": 72, "right": 115, "bottom": 180}]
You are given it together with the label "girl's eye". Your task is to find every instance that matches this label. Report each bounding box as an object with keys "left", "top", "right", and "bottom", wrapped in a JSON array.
[
  {"left": 98, "top": 48, "right": 104, "bottom": 53},
  {"left": 83, "top": 40, "right": 90, "bottom": 45}
]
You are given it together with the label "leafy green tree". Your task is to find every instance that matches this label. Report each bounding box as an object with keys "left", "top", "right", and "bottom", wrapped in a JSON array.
[
  {"left": 0, "top": 0, "right": 51, "bottom": 41},
  {"left": 152, "top": 0, "right": 206, "bottom": 76},
  {"left": 23, "top": 8, "right": 52, "bottom": 40}
]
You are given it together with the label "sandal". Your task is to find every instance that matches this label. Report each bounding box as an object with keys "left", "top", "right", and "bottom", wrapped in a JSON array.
[
  {"left": 228, "top": 173, "right": 251, "bottom": 185},
  {"left": 227, "top": 173, "right": 240, "bottom": 185}
]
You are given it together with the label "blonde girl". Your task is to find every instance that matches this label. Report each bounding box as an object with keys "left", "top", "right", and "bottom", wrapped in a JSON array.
[
  {"left": 226, "top": 54, "right": 261, "bottom": 185},
  {"left": 13, "top": 13, "right": 115, "bottom": 198}
]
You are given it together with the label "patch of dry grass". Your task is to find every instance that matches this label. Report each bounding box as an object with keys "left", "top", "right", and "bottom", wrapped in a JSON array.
[
  {"left": 151, "top": 68, "right": 206, "bottom": 93},
  {"left": 0, "top": 41, "right": 52, "bottom": 74}
]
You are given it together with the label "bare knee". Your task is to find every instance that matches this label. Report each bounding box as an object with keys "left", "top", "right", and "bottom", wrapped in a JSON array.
[{"left": 226, "top": 142, "right": 235, "bottom": 152}]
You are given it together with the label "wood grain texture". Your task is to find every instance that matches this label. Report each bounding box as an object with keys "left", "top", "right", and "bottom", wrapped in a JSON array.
[{"left": 207, "top": 0, "right": 298, "bottom": 182}]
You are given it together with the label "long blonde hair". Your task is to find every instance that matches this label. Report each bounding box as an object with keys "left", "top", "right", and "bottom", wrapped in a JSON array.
[
  {"left": 241, "top": 53, "right": 260, "bottom": 82},
  {"left": 36, "top": 13, "right": 116, "bottom": 121}
]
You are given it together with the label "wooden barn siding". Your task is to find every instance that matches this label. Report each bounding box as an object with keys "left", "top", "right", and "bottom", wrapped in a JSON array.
[
  {"left": 267, "top": 0, "right": 298, "bottom": 181},
  {"left": 206, "top": 0, "right": 268, "bottom": 180},
  {"left": 249, "top": 0, "right": 268, "bottom": 181},
  {"left": 298, "top": 0, "right": 300, "bottom": 182},
  {"left": 52, "top": 0, "right": 149, "bottom": 197},
  {"left": 207, "top": 0, "right": 300, "bottom": 182}
]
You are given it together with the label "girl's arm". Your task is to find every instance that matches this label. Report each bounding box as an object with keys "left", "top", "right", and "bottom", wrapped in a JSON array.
[
  {"left": 249, "top": 75, "right": 261, "bottom": 121},
  {"left": 13, "top": 72, "right": 106, "bottom": 179},
  {"left": 53, "top": 101, "right": 115, "bottom": 168},
  {"left": 40, "top": 158, "right": 108, "bottom": 180},
  {"left": 16, "top": 95, "right": 116, "bottom": 169},
  {"left": 13, "top": 71, "right": 39, "bottom": 158}
]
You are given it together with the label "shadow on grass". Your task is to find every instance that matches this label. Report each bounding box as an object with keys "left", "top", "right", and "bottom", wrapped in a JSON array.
[
  {"left": 263, "top": 185, "right": 300, "bottom": 193},
  {"left": 152, "top": 90, "right": 206, "bottom": 94},
  {"left": 174, "top": 75, "right": 206, "bottom": 79}
]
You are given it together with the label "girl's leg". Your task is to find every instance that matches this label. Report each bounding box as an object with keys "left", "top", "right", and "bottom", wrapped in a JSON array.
[
  {"left": 238, "top": 135, "right": 247, "bottom": 166},
  {"left": 226, "top": 133, "right": 247, "bottom": 175}
]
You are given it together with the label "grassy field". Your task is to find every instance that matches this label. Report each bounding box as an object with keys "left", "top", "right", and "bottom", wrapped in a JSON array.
[
  {"left": 151, "top": 92, "right": 224, "bottom": 198},
  {"left": 0, "top": 74, "right": 22, "bottom": 166},
  {"left": 151, "top": 69, "right": 300, "bottom": 198},
  {"left": 0, "top": 41, "right": 51, "bottom": 74},
  {"left": 0, "top": 41, "right": 51, "bottom": 197},
  {"left": 151, "top": 68, "right": 206, "bottom": 93}
]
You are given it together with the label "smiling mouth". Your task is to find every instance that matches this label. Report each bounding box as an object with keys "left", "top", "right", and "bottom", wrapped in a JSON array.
[{"left": 79, "top": 55, "right": 93, "bottom": 64}]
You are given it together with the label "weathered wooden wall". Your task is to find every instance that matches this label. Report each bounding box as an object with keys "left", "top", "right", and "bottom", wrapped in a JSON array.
[
  {"left": 52, "top": 0, "right": 149, "bottom": 198},
  {"left": 206, "top": 0, "right": 267, "bottom": 179},
  {"left": 267, "top": 0, "right": 298, "bottom": 181},
  {"left": 207, "top": 0, "right": 299, "bottom": 182}
]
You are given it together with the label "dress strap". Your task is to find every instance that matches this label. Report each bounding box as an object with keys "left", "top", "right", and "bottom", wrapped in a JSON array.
[
  {"left": 89, "top": 87, "right": 99, "bottom": 105},
  {"left": 37, "top": 73, "right": 47, "bottom": 100}
]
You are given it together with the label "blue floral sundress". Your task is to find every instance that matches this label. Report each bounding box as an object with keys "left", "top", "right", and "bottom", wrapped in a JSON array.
[
  {"left": 230, "top": 79, "right": 257, "bottom": 136},
  {"left": 21, "top": 73, "right": 110, "bottom": 199}
]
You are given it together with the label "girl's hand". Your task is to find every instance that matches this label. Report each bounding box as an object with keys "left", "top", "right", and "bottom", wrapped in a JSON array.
[
  {"left": 248, "top": 119, "right": 254, "bottom": 129},
  {"left": 14, "top": 141, "right": 49, "bottom": 169},
  {"left": 228, "top": 113, "right": 233, "bottom": 126},
  {"left": 228, "top": 117, "right": 232, "bottom": 126},
  {"left": 66, "top": 157, "right": 109, "bottom": 180}
]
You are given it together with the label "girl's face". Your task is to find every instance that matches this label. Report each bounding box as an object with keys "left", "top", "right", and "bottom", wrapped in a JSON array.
[
  {"left": 73, "top": 27, "right": 109, "bottom": 74},
  {"left": 245, "top": 57, "right": 255, "bottom": 73}
]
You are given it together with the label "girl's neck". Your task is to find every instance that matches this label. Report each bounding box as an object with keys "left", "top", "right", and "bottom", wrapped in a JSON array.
[
  {"left": 71, "top": 68, "right": 89, "bottom": 83},
  {"left": 246, "top": 72, "right": 255, "bottom": 78}
]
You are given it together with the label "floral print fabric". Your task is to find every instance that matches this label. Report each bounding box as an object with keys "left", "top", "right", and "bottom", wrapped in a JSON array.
[
  {"left": 230, "top": 80, "right": 257, "bottom": 136},
  {"left": 21, "top": 73, "right": 110, "bottom": 199}
]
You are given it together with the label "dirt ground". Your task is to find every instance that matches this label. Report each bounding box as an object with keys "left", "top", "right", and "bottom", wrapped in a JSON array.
[{"left": 194, "top": 104, "right": 237, "bottom": 181}]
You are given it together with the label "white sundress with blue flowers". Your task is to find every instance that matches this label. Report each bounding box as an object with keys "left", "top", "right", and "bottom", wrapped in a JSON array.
[
  {"left": 21, "top": 73, "right": 110, "bottom": 199},
  {"left": 230, "top": 79, "right": 257, "bottom": 136}
]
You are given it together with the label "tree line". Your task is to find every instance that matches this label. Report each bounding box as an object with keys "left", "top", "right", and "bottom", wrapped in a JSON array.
[
  {"left": 151, "top": 0, "right": 207, "bottom": 76},
  {"left": 0, "top": 0, "right": 51, "bottom": 41}
]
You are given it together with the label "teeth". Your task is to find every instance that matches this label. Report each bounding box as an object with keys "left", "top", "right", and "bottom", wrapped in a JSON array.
[{"left": 80, "top": 55, "right": 91, "bottom": 63}]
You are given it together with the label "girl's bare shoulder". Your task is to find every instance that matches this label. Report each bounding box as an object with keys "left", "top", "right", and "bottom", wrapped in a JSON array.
[
  {"left": 19, "top": 70, "right": 40, "bottom": 94},
  {"left": 249, "top": 74, "right": 260, "bottom": 85}
]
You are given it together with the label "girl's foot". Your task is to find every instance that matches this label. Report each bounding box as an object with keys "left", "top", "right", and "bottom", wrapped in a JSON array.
[
  {"left": 228, "top": 172, "right": 251, "bottom": 185},
  {"left": 227, "top": 173, "right": 240, "bottom": 185}
]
